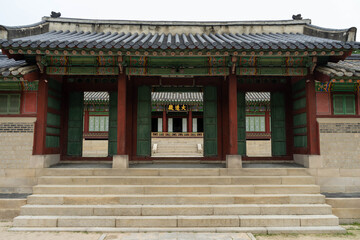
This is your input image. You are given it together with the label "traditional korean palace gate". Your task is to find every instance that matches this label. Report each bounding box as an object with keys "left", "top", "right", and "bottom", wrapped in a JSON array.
[
  {"left": 1, "top": 26, "right": 355, "bottom": 161},
  {"left": 28, "top": 55, "right": 314, "bottom": 161}
]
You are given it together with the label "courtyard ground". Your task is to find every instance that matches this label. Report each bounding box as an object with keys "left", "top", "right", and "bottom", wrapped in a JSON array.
[{"left": 1, "top": 221, "right": 360, "bottom": 240}]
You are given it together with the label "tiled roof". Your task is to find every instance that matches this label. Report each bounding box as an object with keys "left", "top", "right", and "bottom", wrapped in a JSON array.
[
  {"left": 347, "top": 54, "right": 360, "bottom": 60},
  {"left": 316, "top": 60, "right": 360, "bottom": 78},
  {"left": 152, "top": 92, "right": 203, "bottom": 104},
  {"left": 84, "top": 92, "right": 109, "bottom": 103},
  {"left": 84, "top": 91, "right": 271, "bottom": 104},
  {"left": 1, "top": 31, "right": 358, "bottom": 51},
  {"left": 0, "top": 55, "right": 37, "bottom": 77},
  {"left": 246, "top": 92, "right": 270, "bottom": 102}
]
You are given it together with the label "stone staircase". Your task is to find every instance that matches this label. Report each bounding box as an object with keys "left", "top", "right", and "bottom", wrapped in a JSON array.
[
  {"left": 11, "top": 167, "right": 345, "bottom": 233},
  {"left": 152, "top": 138, "right": 203, "bottom": 157}
]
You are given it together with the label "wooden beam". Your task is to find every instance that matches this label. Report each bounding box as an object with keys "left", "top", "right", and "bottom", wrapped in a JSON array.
[{"left": 117, "top": 73, "right": 127, "bottom": 155}]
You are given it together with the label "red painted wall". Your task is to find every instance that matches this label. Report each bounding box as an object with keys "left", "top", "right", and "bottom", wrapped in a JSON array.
[
  {"left": 22, "top": 92, "right": 37, "bottom": 114},
  {"left": 316, "top": 92, "right": 331, "bottom": 115}
]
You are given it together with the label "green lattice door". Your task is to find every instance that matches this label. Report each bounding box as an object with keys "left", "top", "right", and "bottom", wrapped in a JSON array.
[
  {"left": 271, "top": 92, "right": 287, "bottom": 156},
  {"left": 204, "top": 86, "right": 217, "bottom": 157},
  {"left": 237, "top": 92, "right": 246, "bottom": 155},
  {"left": 136, "top": 85, "right": 151, "bottom": 156},
  {"left": 108, "top": 92, "right": 118, "bottom": 156},
  {"left": 67, "top": 92, "right": 84, "bottom": 156}
]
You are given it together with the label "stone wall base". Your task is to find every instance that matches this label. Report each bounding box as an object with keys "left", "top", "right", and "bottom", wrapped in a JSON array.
[
  {"left": 326, "top": 198, "right": 360, "bottom": 224},
  {"left": 226, "top": 155, "right": 242, "bottom": 168},
  {"left": 293, "top": 154, "right": 323, "bottom": 168},
  {"left": 29, "top": 154, "right": 60, "bottom": 168},
  {"left": 113, "top": 155, "right": 129, "bottom": 168}
]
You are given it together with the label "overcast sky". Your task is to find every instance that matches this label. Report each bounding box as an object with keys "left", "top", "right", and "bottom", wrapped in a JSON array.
[{"left": 1, "top": 0, "right": 359, "bottom": 40}]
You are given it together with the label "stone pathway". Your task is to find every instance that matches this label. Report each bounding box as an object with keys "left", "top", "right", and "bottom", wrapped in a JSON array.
[
  {"left": 3, "top": 221, "right": 359, "bottom": 240},
  {"left": 103, "top": 232, "right": 253, "bottom": 240},
  {"left": 1, "top": 221, "right": 253, "bottom": 240}
]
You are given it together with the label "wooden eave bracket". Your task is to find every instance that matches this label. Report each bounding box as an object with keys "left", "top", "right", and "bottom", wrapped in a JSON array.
[
  {"left": 231, "top": 56, "right": 238, "bottom": 74},
  {"left": 118, "top": 56, "right": 123, "bottom": 74},
  {"left": 310, "top": 56, "right": 317, "bottom": 74},
  {"left": 36, "top": 55, "right": 47, "bottom": 74}
]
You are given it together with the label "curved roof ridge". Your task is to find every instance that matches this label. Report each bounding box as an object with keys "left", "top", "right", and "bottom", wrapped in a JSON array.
[
  {"left": 0, "top": 20, "right": 47, "bottom": 30},
  {"left": 41, "top": 16, "right": 312, "bottom": 26},
  {"left": 306, "top": 24, "right": 355, "bottom": 33}
]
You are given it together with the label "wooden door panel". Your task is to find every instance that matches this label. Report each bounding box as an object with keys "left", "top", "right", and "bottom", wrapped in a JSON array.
[
  {"left": 204, "top": 86, "right": 217, "bottom": 157},
  {"left": 108, "top": 92, "right": 118, "bottom": 156},
  {"left": 237, "top": 92, "right": 246, "bottom": 155},
  {"left": 271, "top": 92, "right": 287, "bottom": 156},
  {"left": 136, "top": 85, "right": 151, "bottom": 156},
  {"left": 67, "top": 92, "right": 84, "bottom": 156}
]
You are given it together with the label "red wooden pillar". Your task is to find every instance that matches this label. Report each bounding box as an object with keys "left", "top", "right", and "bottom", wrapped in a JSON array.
[
  {"left": 117, "top": 73, "right": 127, "bottom": 155},
  {"left": 83, "top": 108, "right": 90, "bottom": 134},
  {"left": 306, "top": 78, "right": 320, "bottom": 154},
  {"left": 162, "top": 109, "right": 167, "bottom": 132},
  {"left": 265, "top": 110, "right": 270, "bottom": 134},
  {"left": 228, "top": 74, "right": 238, "bottom": 154},
  {"left": 33, "top": 75, "right": 48, "bottom": 155},
  {"left": 187, "top": 110, "right": 192, "bottom": 132}
]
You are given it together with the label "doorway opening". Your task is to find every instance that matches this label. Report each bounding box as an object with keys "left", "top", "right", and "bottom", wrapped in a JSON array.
[
  {"left": 82, "top": 92, "right": 109, "bottom": 157},
  {"left": 150, "top": 91, "right": 204, "bottom": 157},
  {"left": 245, "top": 92, "right": 272, "bottom": 157}
]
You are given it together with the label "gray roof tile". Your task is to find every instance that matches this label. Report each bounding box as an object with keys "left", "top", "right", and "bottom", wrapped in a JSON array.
[
  {"left": 316, "top": 59, "right": 360, "bottom": 78},
  {"left": 0, "top": 55, "right": 37, "bottom": 77},
  {"left": 1, "top": 31, "right": 359, "bottom": 51},
  {"left": 84, "top": 91, "right": 271, "bottom": 104}
]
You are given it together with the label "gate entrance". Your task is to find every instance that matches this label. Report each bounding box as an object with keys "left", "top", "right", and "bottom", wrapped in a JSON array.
[
  {"left": 244, "top": 92, "right": 272, "bottom": 157},
  {"left": 238, "top": 91, "right": 287, "bottom": 157},
  {"left": 65, "top": 91, "right": 116, "bottom": 158},
  {"left": 136, "top": 85, "right": 218, "bottom": 158}
]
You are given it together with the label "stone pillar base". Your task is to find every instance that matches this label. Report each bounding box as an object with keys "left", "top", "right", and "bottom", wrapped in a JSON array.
[
  {"left": 29, "top": 154, "right": 60, "bottom": 168},
  {"left": 293, "top": 154, "right": 323, "bottom": 168},
  {"left": 226, "top": 155, "right": 242, "bottom": 168},
  {"left": 113, "top": 155, "right": 129, "bottom": 168}
]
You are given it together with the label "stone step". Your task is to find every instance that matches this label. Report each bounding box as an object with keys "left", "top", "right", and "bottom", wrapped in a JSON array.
[
  {"left": 33, "top": 184, "right": 320, "bottom": 195},
  {"left": 154, "top": 151, "right": 200, "bottom": 154},
  {"left": 151, "top": 155, "right": 203, "bottom": 158},
  {"left": 9, "top": 226, "right": 347, "bottom": 234},
  {"left": 12, "top": 215, "right": 339, "bottom": 228},
  {"left": 152, "top": 155, "right": 203, "bottom": 157},
  {"left": 37, "top": 168, "right": 313, "bottom": 177},
  {"left": 26, "top": 194, "right": 325, "bottom": 205},
  {"left": 37, "top": 176, "right": 316, "bottom": 185},
  {"left": 156, "top": 147, "right": 198, "bottom": 151},
  {"left": 157, "top": 144, "right": 198, "bottom": 148},
  {"left": 153, "top": 141, "right": 202, "bottom": 144},
  {"left": 20, "top": 204, "right": 333, "bottom": 216}
]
